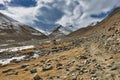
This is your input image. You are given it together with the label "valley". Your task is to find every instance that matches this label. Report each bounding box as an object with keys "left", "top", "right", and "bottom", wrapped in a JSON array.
[{"left": 0, "top": 7, "right": 120, "bottom": 80}]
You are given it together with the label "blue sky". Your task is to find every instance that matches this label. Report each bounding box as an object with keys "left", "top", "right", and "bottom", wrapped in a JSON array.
[
  {"left": 8, "top": 0, "right": 37, "bottom": 7},
  {"left": 0, "top": 0, "right": 120, "bottom": 34}
]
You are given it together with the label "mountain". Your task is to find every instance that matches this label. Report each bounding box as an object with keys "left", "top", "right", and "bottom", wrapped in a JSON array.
[
  {"left": 49, "top": 25, "right": 73, "bottom": 39},
  {"left": 68, "top": 7, "right": 120, "bottom": 38},
  {"left": 48, "top": 25, "right": 65, "bottom": 39},
  {"left": 0, "top": 12, "right": 47, "bottom": 43}
]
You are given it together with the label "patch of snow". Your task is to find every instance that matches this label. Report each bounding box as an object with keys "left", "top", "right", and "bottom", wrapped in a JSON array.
[
  {"left": 32, "top": 54, "right": 39, "bottom": 58},
  {"left": 6, "top": 40, "right": 15, "bottom": 42},
  {"left": 32, "top": 33, "right": 42, "bottom": 36},
  {"left": 0, "top": 49, "right": 6, "bottom": 53},
  {"left": 0, "top": 55, "right": 25, "bottom": 65},
  {"left": 0, "top": 44, "right": 8, "bottom": 47},
  {"left": 0, "top": 45, "right": 35, "bottom": 53},
  {"left": 45, "top": 40, "right": 51, "bottom": 43},
  {"left": 56, "top": 39, "right": 61, "bottom": 42}
]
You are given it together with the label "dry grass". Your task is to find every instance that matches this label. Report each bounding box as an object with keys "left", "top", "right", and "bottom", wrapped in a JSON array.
[{"left": 0, "top": 47, "right": 84, "bottom": 80}]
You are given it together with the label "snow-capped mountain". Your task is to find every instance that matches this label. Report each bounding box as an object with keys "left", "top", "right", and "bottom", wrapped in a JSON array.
[
  {"left": 49, "top": 25, "right": 73, "bottom": 38},
  {"left": 0, "top": 12, "right": 47, "bottom": 43}
]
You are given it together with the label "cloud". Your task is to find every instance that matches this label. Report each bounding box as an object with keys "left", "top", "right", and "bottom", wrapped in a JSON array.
[
  {"left": 57, "top": 0, "right": 120, "bottom": 29},
  {"left": 0, "top": 4, "right": 6, "bottom": 10},
  {"left": 0, "top": 0, "right": 4, "bottom": 4},
  {"left": 0, "top": 0, "right": 120, "bottom": 34}
]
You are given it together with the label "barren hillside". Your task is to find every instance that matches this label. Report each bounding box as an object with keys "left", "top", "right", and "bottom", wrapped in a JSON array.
[
  {"left": 68, "top": 7, "right": 120, "bottom": 38},
  {"left": 0, "top": 13, "right": 47, "bottom": 43}
]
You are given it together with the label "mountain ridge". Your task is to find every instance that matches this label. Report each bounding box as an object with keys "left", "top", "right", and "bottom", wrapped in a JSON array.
[
  {"left": 0, "top": 12, "right": 47, "bottom": 43},
  {"left": 67, "top": 7, "right": 120, "bottom": 37}
]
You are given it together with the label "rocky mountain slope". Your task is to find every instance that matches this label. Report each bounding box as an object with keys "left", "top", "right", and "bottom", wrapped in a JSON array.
[
  {"left": 0, "top": 13, "right": 47, "bottom": 43},
  {"left": 68, "top": 7, "right": 120, "bottom": 38}
]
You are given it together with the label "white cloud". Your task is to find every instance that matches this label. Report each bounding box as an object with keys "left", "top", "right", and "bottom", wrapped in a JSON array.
[
  {"left": 0, "top": 0, "right": 120, "bottom": 34},
  {"left": 0, "top": 0, "right": 4, "bottom": 4},
  {"left": 57, "top": 0, "right": 120, "bottom": 30},
  {"left": 0, "top": 5, "right": 39, "bottom": 24}
]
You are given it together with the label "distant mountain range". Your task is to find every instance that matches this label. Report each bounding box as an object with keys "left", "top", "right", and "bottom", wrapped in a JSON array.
[{"left": 0, "top": 7, "right": 120, "bottom": 43}]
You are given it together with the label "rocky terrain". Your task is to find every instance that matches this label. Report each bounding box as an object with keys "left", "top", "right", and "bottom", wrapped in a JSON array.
[
  {"left": 0, "top": 35, "right": 120, "bottom": 80},
  {"left": 0, "top": 7, "right": 120, "bottom": 80}
]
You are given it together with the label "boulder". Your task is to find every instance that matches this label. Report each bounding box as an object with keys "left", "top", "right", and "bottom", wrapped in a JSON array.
[
  {"left": 33, "top": 73, "right": 42, "bottom": 80},
  {"left": 30, "top": 68, "right": 37, "bottom": 73},
  {"left": 2, "top": 68, "right": 13, "bottom": 73},
  {"left": 42, "top": 65, "right": 53, "bottom": 71},
  {"left": 21, "top": 64, "right": 29, "bottom": 68}
]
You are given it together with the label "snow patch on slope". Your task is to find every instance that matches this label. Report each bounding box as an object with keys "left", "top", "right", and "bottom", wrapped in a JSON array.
[
  {"left": 0, "top": 55, "right": 25, "bottom": 65},
  {"left": 0, "top": 45, "right": 35, "bottom": 53}
]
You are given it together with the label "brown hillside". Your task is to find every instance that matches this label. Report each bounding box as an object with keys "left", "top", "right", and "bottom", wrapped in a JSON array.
[{"left": 68, "top": 7, "right": 120, "bottom": 38}]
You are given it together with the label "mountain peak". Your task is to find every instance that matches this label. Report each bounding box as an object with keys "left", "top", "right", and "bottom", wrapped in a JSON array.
[
  {"left": 0, "top": 12, "right": 17, "bottom": 23},
  {"left": 48, "top": 25, "right": 65, "bottom": 39},
  {"left": 0, "top": 12, "right": 47, "bottom": 43}
]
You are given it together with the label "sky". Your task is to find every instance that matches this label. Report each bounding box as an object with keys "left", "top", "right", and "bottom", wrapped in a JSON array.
[{"left": 0, "top": 0, "right": 120, "bottom": 34}]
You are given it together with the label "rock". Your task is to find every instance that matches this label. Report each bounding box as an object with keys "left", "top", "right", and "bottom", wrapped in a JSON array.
[
  {"left": 33, "top": 64, "right": 39, "bottom": 67},
  {"left": 80, "top": 55, "right": 88, "bottom": 59},
  {"left": 33, "top": 73, "right": 42, "bottom": 80},
  {"left": 79, "top": 71, "right": 84, "bottom": 75},
  {"left": 107, "top": 62, "right": 115, "bottom": 68},
  {"left": 79, "top": 67, "right": 87, "bottom": 75},
  {"left": 40, "top": 60, "right": 46, "bottom": 63},
  {"left": 66, "top": 68, "right": 70, "bottom": 71},
  {"left": 30, "top": 68, "right": 37, "bottom": 73},
  {"left": 21, "top": 64, "right": 29, "bottom": 68},
  {"left": 56, "top": 76, "right": 60, "bottom": 79},
  {"left": 0, "top": 64, "right": 2, "bottom": 67},
  {"left": 79, "top": 78, "right": 84, "bottom": 80},
  {"left": 56, "top": 63, "right": 62, "bottom": 67},
  {"left": 92, "top": 59, "right": 97, "bottom": 63},
  {"left": 95, "top": 64, "right": 103, "bottom": 70},
  {"left": 13, "top": 71, "right": 18, "bottom": 75},
  {"left": 56, "top": 63, "right": 63, "bottom": 70},
  {"left": 109, "top": 56, "right": 113, "bottom": 59},
  {"left": 47, "top": 76, "right": 53, "bottom": 79},
  {"left": 72, "top": 77, "right": 77, "bottom": 80},
  {"left": 110, "top": 66, "right": 118, "bottom": 70},
  {"left": 91, "top": 74, "right": 97, "bottom": 78},
  {"left": 84, "top": 59, "right": 91, "bottom": 65},
  {"left": 24, "top": 68, "right": 29, "bottom": 71},
  {"left": 46, "top": 59, "right": 51, "bottom": 63},
  {"left": 89, "top": 69, "right": 96, "bottom": 74},
  {"left": 90, "top": 77, "right": 98, "bottom": 80},
  {"left": 2, "top": 68, "right": 13, "bottom": 73},
  {"left": 10, "top": 59, "right": 21, "bottom": 63},
  {"left": 42, "top": 65, "right": 53, "bottom": 71},
  {"left": 107, "top": 64, "right": 112, "bottom": 68}
]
